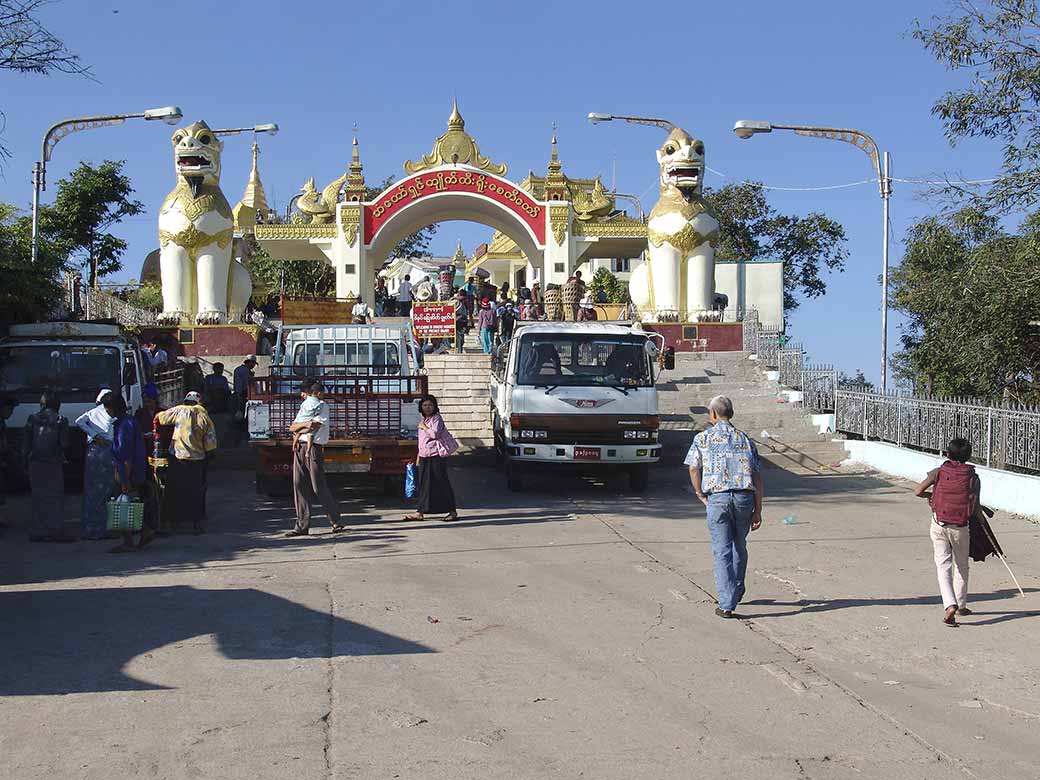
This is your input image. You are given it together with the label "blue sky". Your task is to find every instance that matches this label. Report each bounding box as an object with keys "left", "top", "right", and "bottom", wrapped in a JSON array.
[{"left": 0, "top": 0, "right": 1010, "bottom": 382}]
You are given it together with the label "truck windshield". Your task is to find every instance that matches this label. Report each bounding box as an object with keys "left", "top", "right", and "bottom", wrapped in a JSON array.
[
  {"left": 0, "top": 345, "right": 121, "bottom": 402},
  {"left": 290, "top": 342, "right": 401, "bottom": 376},
  {"left": 516, "top": 335, "right": 651, "bottom": 388}
]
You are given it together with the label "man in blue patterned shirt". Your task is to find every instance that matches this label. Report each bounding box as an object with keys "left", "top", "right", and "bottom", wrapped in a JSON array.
[{"left": 685, "top": 395, "right": 765, "bottom": 618}]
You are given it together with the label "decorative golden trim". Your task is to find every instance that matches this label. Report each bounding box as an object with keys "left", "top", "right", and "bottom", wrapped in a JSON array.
[
  {"left": 549, "top": 205, "right": 570, "bottom": 246},
  {"left": 647, "top": 223, "right": 719, "bottom": 254},
  {"left": 158, "top": 224, "right": 234, "bottom": 262},
  {"left": 403, "top": 99, "right": 507, "bottom": 176},
  {"left": 339, "top": 206, "right": 361, "bottom": 247},
  {"left": 161, "top": 180, "right": 232, "bottom": 221},
  {"left": 571, "top": 216, "right": 647, "bottom": 238},
  {"left": 255, "top": 223, "right": 338, "bottom": 240}
]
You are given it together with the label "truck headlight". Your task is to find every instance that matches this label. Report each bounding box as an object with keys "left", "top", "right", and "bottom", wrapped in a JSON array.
[
  {"left": 534, "top": 430, "right": 548, "bottom": 439},
  {"left": 521, "top": 429, "right": 534, "bottom": 438},
  {"left": 624, "top": 430, "right": 650, "bottom": 440}
]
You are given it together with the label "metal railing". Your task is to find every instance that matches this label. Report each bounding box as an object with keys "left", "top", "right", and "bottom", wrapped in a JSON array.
[
  {"left": 64, "top": 279, "right": 250, "bottom": 326},
  {"left": 836, "top": 390, "right": 1040, "bottom": 472},
  {"left": 153, "top": 366, "right": 185, "bottom": 409},
  {"left": 742, "top": 313, "right": 1040, "bottom": 473}
]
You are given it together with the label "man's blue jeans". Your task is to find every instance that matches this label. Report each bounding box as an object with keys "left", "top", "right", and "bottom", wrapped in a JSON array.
[
  {"left": 480, "top": 327, "right": 494, "bottom": 354},
  {"left": 706, "top": 490, "right": 756, "bottom": 611}
]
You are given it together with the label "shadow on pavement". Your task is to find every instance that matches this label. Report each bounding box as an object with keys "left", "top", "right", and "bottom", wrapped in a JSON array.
[
  {"left": 0, "top": 585, "right": 433, "bottom": 696},
  {"left": 739, "top": 587, "right": 1039, "bottom": 619}
]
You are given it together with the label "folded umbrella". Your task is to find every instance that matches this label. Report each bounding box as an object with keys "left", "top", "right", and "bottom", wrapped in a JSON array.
[{"left": 970, "top": 506, "right": 1025, "bottom": 597}]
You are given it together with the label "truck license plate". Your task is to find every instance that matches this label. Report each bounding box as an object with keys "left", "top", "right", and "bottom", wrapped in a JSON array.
[{"left": 574, "top": 446, "right": 601, "bottom": 461}]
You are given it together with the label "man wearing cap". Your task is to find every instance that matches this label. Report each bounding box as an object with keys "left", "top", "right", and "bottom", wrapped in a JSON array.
[{"left": 156, "top": 391, "right": 217, "bottom": 534}]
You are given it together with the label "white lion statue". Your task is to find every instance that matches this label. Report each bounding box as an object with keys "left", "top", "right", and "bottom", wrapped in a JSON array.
[
  {"left": 158, "top": 120, "right": 252, "bottom": 324},
  {"left": 629, "top": 126, "right": 719, "bottom": 321}
]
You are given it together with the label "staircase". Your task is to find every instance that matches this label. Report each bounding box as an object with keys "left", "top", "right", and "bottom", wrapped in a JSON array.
[
  {"left": 658, "top": 352, "right": 852, "bottom": 475},
  {"left": 423, "top": 352, "right": 494, "bottom": 449}
]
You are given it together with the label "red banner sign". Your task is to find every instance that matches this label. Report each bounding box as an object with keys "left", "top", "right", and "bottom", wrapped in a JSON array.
[
  {"left": 411, "top": 302, "right": 456, "bottom": 338},
  {"left": 364, "top": 170, "right": 545, "bottom": 245}
]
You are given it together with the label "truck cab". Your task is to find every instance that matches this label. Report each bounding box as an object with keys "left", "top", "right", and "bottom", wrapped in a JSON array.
[
  {"left": 0, "top": 322, "right": 150, "bottom": 480},
  {"left": 490, "top": 323, "right": 668, "bottom": 493}
]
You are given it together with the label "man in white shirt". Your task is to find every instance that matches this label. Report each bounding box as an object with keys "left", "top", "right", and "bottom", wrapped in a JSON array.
[
  {"left": 286, "top": 381, "right": 342, "bottom": 536},
  {"left": 397, "top": 274, "right": 413, "bottom": 318},
  {"left": 351, "top": 296, "right": 371, "bottom": 324}
]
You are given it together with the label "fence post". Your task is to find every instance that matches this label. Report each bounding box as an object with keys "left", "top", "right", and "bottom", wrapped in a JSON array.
[
  {"left": 985, "top": 407, "right": 993, "bottom": 468},
  {"left": 862, "top": 393, "right": 868, "bottom": 439},
  {"left": 895, "top": 394, "right": 901, "bottom": 446}
]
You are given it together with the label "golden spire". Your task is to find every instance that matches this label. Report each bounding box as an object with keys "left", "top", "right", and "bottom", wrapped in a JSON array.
[
  {"left": 545, "top": 122, "right": 569, "bottom": 200},
  {"left": 448, "top": 98, "right": 464, "bottom": 129},
  {"left": 452, "top": 239, "right": 467, "bottom": 267},
  {"left": 404, "top": 99, "right": 507, "bottom": 175},
  {"left": 233, "top": 139, "right": 270, "bottom": 232},
  {"left": 344, "top": 126, "right": 367, "bottom": 201}
]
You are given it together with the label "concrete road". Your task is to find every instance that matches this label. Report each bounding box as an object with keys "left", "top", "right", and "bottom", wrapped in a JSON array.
[{"left": 1, "top": 461, "right": 1038, "bottom": 779}]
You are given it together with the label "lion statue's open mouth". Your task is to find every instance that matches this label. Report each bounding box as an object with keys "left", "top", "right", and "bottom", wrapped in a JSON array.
[
  {"left": 176, "top": 153, "right": 213, "bottom": 173},
  {"left": 665, "top": 163, "right": 702, "bottom": 191}
]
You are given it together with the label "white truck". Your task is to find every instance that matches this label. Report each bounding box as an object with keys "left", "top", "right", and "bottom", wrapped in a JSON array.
[
  {"left": 0, "top": 322, "right": 154, "bottom": 483},
  {"left": 247, "top": 324, "right": 428, "bottom": 495},
  {"left": 490, "top": 323, "right": 672, "bottom": 493}
]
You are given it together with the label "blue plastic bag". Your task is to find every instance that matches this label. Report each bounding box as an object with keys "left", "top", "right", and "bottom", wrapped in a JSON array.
[{"left": 404, "top": 463, "right": 418, "bottom": 499}]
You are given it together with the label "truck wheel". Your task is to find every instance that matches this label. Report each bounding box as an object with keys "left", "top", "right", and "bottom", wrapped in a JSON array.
[
  {"left": 506, "top": 460, "right": 523, "bottom": 492},
  {"left": 629, "top": 464, "right": 649, "bottom": 494},
  {"left": 255, "top": 474, "right": 275, "bottom": 496}
]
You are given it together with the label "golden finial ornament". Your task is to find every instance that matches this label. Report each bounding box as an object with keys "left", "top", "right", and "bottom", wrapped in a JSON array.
[{"left": 403, "top": 99, "right": 507, "bottom": 175}]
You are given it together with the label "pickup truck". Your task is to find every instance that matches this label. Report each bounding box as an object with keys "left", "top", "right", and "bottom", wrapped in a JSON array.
[
  {"left": 247, "top": 323, "right": 427, "bottom": 495},
  {"left": 490, "top": 322, "right": 672, "bottom": 493}
]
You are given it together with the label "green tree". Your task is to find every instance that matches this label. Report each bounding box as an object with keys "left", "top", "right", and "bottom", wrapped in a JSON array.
[
  {"left": 1, "top": 0, "right": 93, "bottom": 163},
  {"left": 41, "top": 160, "right": 144, "bottom": 286},
  {"left": 704, "top": 182, "right": 848, "bottom": 319},
  {"left": 128, "top": 281, "right": 163, "bottom": 311},
  {"left": 248, "top": 242, "right": 336, "bottom": 299},
  {"left": 891, "top": 206, "right": 1040, "bottom": 398},
  {"left": 0, "top": 201, "right": 66, "bottom": 324},
  {"left": 913, "top": 1, "right": 1040, "bottom": 213},
  {"left": 589, "top": 267, "right": 626, "bottom": 303},
  {"left": 838, "top": 369, "right": 875, "bottom": 392}
]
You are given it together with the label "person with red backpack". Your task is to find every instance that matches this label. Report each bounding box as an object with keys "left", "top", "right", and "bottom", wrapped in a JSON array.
[{"left": 914, "top": 438, "right": 982, "bottom": 627}]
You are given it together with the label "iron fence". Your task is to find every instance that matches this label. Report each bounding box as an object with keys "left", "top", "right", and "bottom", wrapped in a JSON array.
[
  {"left": 777, "top": 345, "right": 804, "bottom": 389},
  {"left": 64, "top": 280, "right": 250, "bottom": 326},
  {"left": 835, "top": 390, "right": 1040, "bottom": 472},
  {"left": 801, "top": 364, "right": 838, "bottom": 412}
]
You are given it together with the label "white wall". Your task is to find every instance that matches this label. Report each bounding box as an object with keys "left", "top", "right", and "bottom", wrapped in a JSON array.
[
  {"left": 714, "top": 260, "right": 783, "bottom": 328},
  {"left": 842, "top": 440, "right": 1040, "bottom": 518}
]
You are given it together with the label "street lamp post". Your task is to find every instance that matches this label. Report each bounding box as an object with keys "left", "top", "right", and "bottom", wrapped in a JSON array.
[
  {"left": 732, "top": 120, "right": 893, "bottom": 392},
  {"left": 30, "top": 105, "right": 183, "bottom": 270},
  {"left": 210, "top": 123, "right": 279, "bottom": 137}
]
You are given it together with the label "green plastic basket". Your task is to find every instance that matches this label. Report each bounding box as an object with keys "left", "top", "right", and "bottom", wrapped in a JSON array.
[{"left": 106, "top": 499, "right": 144, "bottom": 531}]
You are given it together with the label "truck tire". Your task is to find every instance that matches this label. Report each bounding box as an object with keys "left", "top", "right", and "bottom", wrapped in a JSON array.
[
  {"left": 506, "top": 460, "right": 523, "bottom": 492},
  {"left": 383, "top": 475, "right": 404, "bottom": 496},
  {"left": 256, "top": 474, "right": 289, "bottom": 497},
  {"left": 629, "top": 464, "right": 649, "bottom": 494}
]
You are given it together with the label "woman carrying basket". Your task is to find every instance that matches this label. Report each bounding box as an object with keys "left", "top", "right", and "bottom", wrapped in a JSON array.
[
  {"left": 404, "top": 395, "right": 459, "bottom": 522},
  {"left": 105, "top": 394, "right": 158, "bottom": 552}
]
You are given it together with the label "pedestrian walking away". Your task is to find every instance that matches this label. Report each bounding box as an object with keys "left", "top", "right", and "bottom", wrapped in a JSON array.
[
  {"left": 156, "top": 391, "right": 217, "bottom": 534},
  {"left": 915, "top": 438, "right": 981, "bottom": 627},
  {"left": 23, "top": 391, "right": 71, "bottom": 542},
  {"left": 404, "top": 394, "right": 459, "bottom": 522},
  {"left": 75, "top": 389, "right": 116, "bottom": 540},
  {"left": 105, "top": 393, "right": 159, "bottom": 553},
  {"left": 285, "top": 381, "right": 344, "bottom": 537},
  {"left": 686, "top": 395, "right": 765, "bottom": 618}
]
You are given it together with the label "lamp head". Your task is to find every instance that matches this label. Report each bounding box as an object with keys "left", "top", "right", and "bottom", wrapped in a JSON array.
[
  {"left": 733, "top": 119, "right": 772, "bottom": 139},
  {"left": 587, "top": 112, "right": 613, "bottom": 125},
  {"left": 145, "top": 106, "right": 184, "bottom": 125},
  {"left": 254, "top": 123, "right": 279, "bottom": 136}
]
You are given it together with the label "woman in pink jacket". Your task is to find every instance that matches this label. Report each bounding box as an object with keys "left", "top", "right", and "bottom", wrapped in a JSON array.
[{"left": 405, "top": 395, "right": 460, "bottom": 521}]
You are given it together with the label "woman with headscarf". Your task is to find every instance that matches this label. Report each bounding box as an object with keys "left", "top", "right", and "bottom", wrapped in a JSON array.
[
  {"left": 105, "top": 393, "right": 157, "bottom": 552},
  {"left": 75, "top": 389, "right": 116, "bottom": 540},
  {"left": 23, "top": 391, "right": 70, "bottom": 542},
  {"left": 404, "top": 395, "right": 459, "bottom": 522}
]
